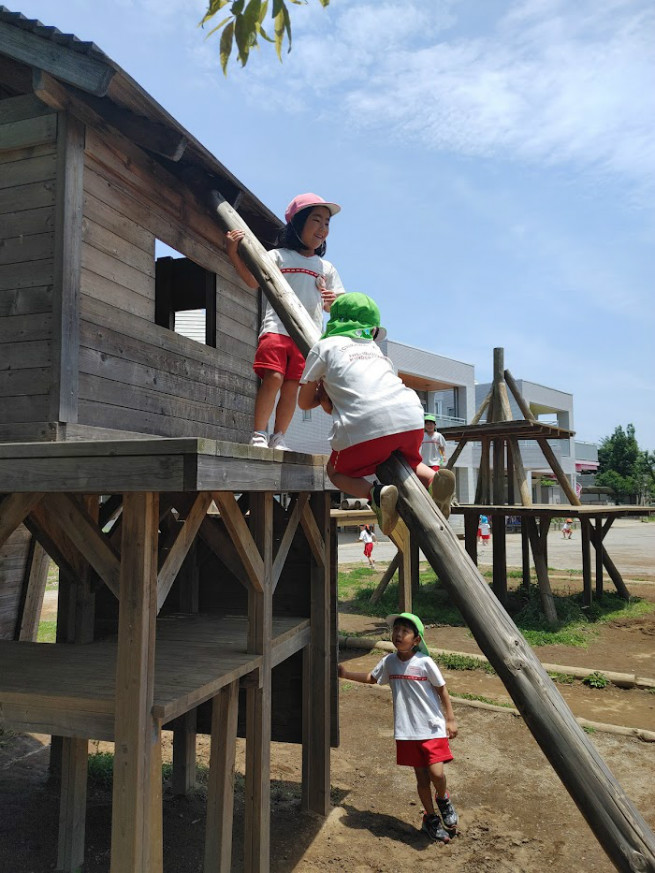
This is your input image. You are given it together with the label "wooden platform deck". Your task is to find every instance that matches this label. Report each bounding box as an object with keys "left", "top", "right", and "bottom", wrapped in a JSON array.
[
  {"left": 0, "top": 614, "right": 310, "bottom": 740},
  {"left": 0, "top": 437, "right": 329, "bottom": 493}
]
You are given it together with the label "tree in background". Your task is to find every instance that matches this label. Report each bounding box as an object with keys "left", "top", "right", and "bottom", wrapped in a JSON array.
[
  {"left": 202, "top": 0, "right": 330, "bottom": 73},
  {"left": 596, "top": 424, "right": 654, "bottom": 504}
]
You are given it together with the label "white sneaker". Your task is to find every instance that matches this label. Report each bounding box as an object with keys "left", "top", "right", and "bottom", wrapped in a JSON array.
[
  {"left": 249, "top": 431, "right": 269, "bottom": 448},
  {"left": 269, "top": 432, "right": 291, "bottom": 451}
]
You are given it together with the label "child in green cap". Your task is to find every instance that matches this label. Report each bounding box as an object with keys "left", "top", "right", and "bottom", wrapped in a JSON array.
[
  {"left": 298, "top": 293, "right": 455, "bottom": 534},
  {"left": 338, "top": 612, "right": 459, "bottom": 843}
]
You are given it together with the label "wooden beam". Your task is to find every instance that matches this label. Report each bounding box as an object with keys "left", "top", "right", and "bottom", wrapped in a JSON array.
[
  {"left": 42, "top": 493, "right": 121, "bottom": 597},
  {"left": 111, "top": 492, "right": 161, "bottom": 873},
  {"left": 470, "top": 386, "right": 492, "bottom": 425},
  {"left": 244, "top": 493, "right": 273, "bottom": 873},
  {"left": 204, "top": 682, "right": 239, "bottom": 873},
  {"left": 56, "top": 737, "right": 88, "bottom": 873},
  {"left": 25, "top": 503, "right": 86, "bottom": 583},
  {"left": 369, "top": 552, "right": 401, "bottom": 605},
  {"left": 34, "top": 70, "right": 187, "bottom": 161},
  {"left": 17, "top": 538, "right": 50, "bottom": 641},
  {"left": 51, "top": 110, "right": 84, "bottom": 423},
  {"left": 444, "top": 436, "right": 467, "bottom": 470},
  {"left": 507, "top": 437, "right": 532, "bottom": 506},
  {"left": 377, "top": 453, "right": 655, "bottom": 872},
  {"left": 213, "top": 492, "right": 264, "bottom": 593},
  {"left": 0, "top": 20, "right": 115, "bottom": 96},
  {"left": 303, "top": 493, "right": 331, "bottom": 816},
  {"left": 0, "top": 492, "right": 44, "bottom": 548},
  {"left": 524, "top": 515, "right": 558, "bottom": 625},
  {"left": 504, "top": 369, "right": 535, "bottom": 421},
  {"left": 300, "top": 501, "right": 326, "bottom": 569},
  {"left": 156, "top": 492, "right": 213, "bottom": 612},
  {"left": 272, "top": 492, "right": 309, "bottom": 591},
  {"left": 536, "top": 438, "right": 580, "bottom": 506}
]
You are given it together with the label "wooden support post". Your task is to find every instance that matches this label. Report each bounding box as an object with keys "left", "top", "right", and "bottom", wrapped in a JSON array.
[
  {"left": 588, "top": 522, "right": 630, "bottom": 600},
  {"left": 536, "top": 438, "right": 580, "bottom": 506},
  {"left": 377, "top": 453, "right": 655, "bottom": 872},
  {"left": 244, "top": 493, "right": 273, "bottom": 873},
  {"left": 492, "top": 438, "right": 505, "bottom": 504},
  {"left": 524, "top": 515, "right": 557, "bottom": 626},
  {"left": 581, "top": 518, "right": 593, "bottom": 608},
  {"left": 370, "top": 552, "right": 400, "bottom": 604},
  {"left": 521, "top": 520, "right": 531, "bottom": 591},
  {"left": 408, "top": 531, "right": 420, "bottom": 600},
  {"left": 304, "top": 493, "right": 331, "bottom": 816},
  {"left": 204, "top": 681, "right": 239, "bottom": 873},
  {"left": 463, "top": 512, "right": 478, "bottom": 565},
  {"left": 172, "top": 710, "right": 197, "bottom": 797},
  {"left": 111, "top": 492, "right": 162, "bottom": 873},
  {"left": 56, "top": 737, "right": 88, "bottom": 873},
  {"left": 594, "top": 515, "right": 604, "bottom": 598},
  {"left": 491, "top": 512, "right": 507, "bottom": 606},
  {"left": 17, "top": 537, "right": 50, "bottom": 641},
  {"left": 507, "top": 438, "right": 532, "bottom": 506}
]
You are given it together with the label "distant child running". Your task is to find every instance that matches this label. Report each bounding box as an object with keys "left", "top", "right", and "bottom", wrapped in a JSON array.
[
  {"left": 338, "top": 612, "right": 459, "bottom": 843},
  {"left": 298, "top": 293, "right": 456, "bottom": 535},
  {"left": 358, "top": 524, "right": 377, "bottom": 568},
  {"left": 421, "top": 414, "right": 448, "bottom": 471},
  {"left": 226, "top": 193, "right": 345, "bottom": 451},
  {"left": 561, "top": 518, "right": 573, "bottom": 539}
]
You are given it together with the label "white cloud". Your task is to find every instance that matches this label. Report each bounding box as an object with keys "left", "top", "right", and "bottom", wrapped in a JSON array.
[{"left": 236, "top": 0, "right": 655, "bottom": 190}]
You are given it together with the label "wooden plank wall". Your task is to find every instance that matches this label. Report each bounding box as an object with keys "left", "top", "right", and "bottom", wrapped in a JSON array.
[
  {"left": 0, "top": 95, "right": 57, "bottom": 434},
  {"left": 78, "top": 126, "right": 258, "bottom": 442},
  {"left": 0, "top": 524, "right": 31, "bottom": 638}
]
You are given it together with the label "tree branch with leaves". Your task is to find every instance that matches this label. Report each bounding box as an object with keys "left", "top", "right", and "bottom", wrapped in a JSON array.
[{"left": 201, "top": 0, "right": 330, "bottom": 74}]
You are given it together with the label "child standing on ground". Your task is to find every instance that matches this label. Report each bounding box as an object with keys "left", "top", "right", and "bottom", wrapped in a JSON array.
[
  {"left": 561, "top": 518, "right": 573, "bottom": 539},
  {"left": 297, "top": 293, "right": 456, "bottom": 535},
  {"left": 421, "top": 413, "right": 448, "bottom": 471},
  {"left": 477, "top": 515, "right": 491, "bottom": 546},
  {"left": 358, "top": 524, "right": 377, "bottom": 568},
  {"left": 226, "top": 193, "right": 345, "bottom": 450},
  {"left": 338, "top": 612, "right": 459, "bottom": 843}
]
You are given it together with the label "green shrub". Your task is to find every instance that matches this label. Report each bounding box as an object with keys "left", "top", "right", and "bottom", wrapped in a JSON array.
[{"left": 582, "top": 671, "right": 609, "bottom": 689}]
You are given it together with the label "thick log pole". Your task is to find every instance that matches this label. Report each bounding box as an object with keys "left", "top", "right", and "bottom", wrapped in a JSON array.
[
  {"left": 210, "top": 191, "right": 320, "bottom": 356},
  {"left": 207, "top": 198, "right": 655, "bottom": 871},
  {"left": 377, "top": 453, "right": 655, "bottom": 873}
]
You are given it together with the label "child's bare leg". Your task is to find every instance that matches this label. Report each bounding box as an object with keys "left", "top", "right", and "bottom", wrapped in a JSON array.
[
  {"left": 428, "top": 760, "right": 447, "bottom": 799},
  {"left": 327, "top": 464, "right": 372, "bottom": 499},
  {"left": 416, "top": 461, "right": 437, "bottom": 488},
  {"left": 415, "top": 767, "right": 436, "bottom": 815},
  {"left": 273, "top": 378, "right": 300, "bottom": 434},
  {"left": 254, "top": 370, "right": 284, "bottom": 432}
]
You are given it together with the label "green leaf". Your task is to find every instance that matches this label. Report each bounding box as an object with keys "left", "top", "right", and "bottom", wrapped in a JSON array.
[
  {"left": 274, "top": 2, "right": 292, "bottom": 59},
  {"left": 234, "top": 0, "right": 262, "bottom": 66},
  {"left": 205, "top": 14, "right": 234, "bottom": 39},
  {"left": 231, "top": 0, "right": 245, "bottom": 14},
  {"left": 219, "top": 20, "right": 235, "bottom": 74},
  {"left": 200, "top": 0, "right": 230, "bottom": 27},
  {"left": 259, "top": 25, "right": 273, "bottom": 42}
]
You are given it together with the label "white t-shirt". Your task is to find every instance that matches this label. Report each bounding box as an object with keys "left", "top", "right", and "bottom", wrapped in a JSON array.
[
  {"left": 259, "top": 248, "right": 345, "bottom": 339},
  {"left": 300, "top": 336, "right": 424, "bottom": 450},
  {"left": 371, "top": 651, "right": 447, "bottom": 741},
  {"left": 421, "top": 430, "right": 447, "bottom": 467},
  {"left": 359, "top": 528, "right": 375, "bottom": 544},
  {"left": 479, "top": 521, "right": 491, "bottom": 536}
]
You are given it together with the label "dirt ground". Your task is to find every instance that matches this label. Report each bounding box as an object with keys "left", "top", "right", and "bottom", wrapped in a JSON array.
[{"left": 1, "top": 523, "right": 654, "bottom": 872}]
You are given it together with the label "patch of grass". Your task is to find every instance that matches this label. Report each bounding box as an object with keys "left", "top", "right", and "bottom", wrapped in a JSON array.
[
  {"left": 37, "top": 620, "right": 56, "bottom": 643},
  {"left": 437, "top": 652, "right": 495, "bottom": 675},
  {"left": 582, "top": 671, "right": 609, "bottom": 689},
  {"left": 88, "top": 751, "right": 115, "bottom": 787},
  {"left": 452, "top": 692, "right": 514, "bottom": 708},
  {"left": 46, "top": 561, "right": 59, "bottom": 590},
  {"left": 548, "top": 672, "right": 576, "bottom": 685},
  {"left": 582, "top": 725, "right": 596, "bottom": 734}
]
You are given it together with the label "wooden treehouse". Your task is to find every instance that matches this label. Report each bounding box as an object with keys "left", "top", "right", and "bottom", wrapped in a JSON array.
[
  {"left": 440, "top": 348, "right": 654, "bottom": 622},
  {"left": 0, "top": 8, "right": 336, "bottom": 872}
]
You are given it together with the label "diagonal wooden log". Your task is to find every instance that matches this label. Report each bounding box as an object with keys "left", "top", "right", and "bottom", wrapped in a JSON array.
[
  {"left": 208, "top": 194, "right": 655, "bottom": 872},
  {"left": 378, "top": 453, "right": 655, "bottom": 873}
]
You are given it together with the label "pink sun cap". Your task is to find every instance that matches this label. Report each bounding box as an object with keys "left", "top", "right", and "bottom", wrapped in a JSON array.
[{"left": 284, "top": 193, "right": 341, "bottom": 224}]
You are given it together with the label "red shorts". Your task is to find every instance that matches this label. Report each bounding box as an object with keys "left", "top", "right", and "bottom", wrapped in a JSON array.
[
  {"left": 254, "top": 332, "right": 305, "bottom": 381},
  {"left": 363, "top": 542, "right": 373, "bottom": 557},
  {"left": 329, "top": 429, "right": 423, "bottom": 478},
  {"left": 396, "top": 737, "right": 453, "bottom": 767}
]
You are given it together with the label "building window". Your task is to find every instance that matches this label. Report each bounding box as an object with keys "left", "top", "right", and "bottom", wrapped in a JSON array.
[{"left": 155, "top": 250, "right": 217, "bottom": 347}]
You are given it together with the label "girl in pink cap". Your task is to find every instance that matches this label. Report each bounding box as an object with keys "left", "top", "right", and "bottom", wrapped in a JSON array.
[{"left": 226, "top": 193, "right": 345, "bottom": 450}]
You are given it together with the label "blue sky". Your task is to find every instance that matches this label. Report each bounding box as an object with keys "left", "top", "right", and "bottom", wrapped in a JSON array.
[{"left": 16, "top": 0, "right": 655, "bottom": 448}]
